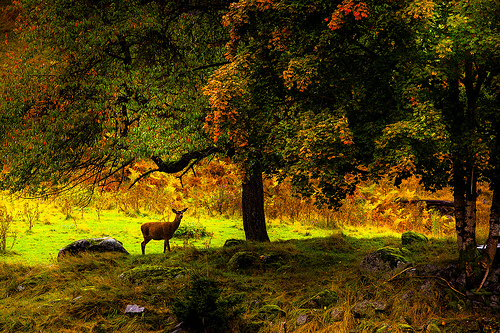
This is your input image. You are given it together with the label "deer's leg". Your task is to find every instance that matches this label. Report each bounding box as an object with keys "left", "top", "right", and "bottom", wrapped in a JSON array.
[
  {"left": 164, "top": 239, "right": 171, "bottom": 252},
  {"left": 141, "top": 239, "right": 150, "bottom": 255}
]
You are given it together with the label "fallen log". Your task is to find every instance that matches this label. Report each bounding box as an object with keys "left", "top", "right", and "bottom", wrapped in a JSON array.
[{"left": 398, "top": 199, "right": 454, "bottom": 215}]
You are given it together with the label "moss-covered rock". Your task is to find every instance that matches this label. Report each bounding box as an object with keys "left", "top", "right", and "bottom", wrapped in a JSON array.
[
  {"left": 401, "top": 231, "right": 428, "bottom": 245},
  {"left": 257, "top": 304, "right": 286, "bottom": 318},
  {"left": 352, "top": 300, "right": 387, "bottom": 318},
  {"left": 360, "top": 247, "right": 408, "bottom": 272},
  {"left": 227, "top": 251, "right": 258, "bottom": 270},
  {"left": 300, "top": 290, "right": 338, "bottom": 309},
  {"left": 376, "top": 247, "right": 408, "bottom": 266},
  {"left": 224, "top": 239, "right": 246, "bottom": 247}
]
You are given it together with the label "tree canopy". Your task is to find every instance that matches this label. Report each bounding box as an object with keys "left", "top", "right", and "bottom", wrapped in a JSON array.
[
  {"left": 0, "top": 0, "right": 229, "bottom": 194},
  {"left": 203, "top": 0, "right": 500, "bottom": 282}
]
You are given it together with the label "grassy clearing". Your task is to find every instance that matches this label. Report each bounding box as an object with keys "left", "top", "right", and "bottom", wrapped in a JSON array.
[
  {"left": 0, "top": 196, "right": 333, "bottom": 265},
  {"left": 0, "top": 161, "right": 497, "bottom": 332}
]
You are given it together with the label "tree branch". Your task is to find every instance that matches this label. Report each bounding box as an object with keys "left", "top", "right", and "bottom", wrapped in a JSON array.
[{"left": 150, "top": 147, "right": 219, "bottom": 174}]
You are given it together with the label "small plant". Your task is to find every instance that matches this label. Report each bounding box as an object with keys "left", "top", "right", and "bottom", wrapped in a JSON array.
[
  {"left": 200, "top": 184, "right": 240, "bottom": 217},
  {"left": 172, "top": 274, "right": 242, "bottom": 333},
  {"left": 0, "top": 205, "right": 16, "bottom": 253},
  {"left": 22, "top": 201, "right": 40, "bottom": 231},
  {"left": 174, "top": 222, "right": 210, "bottom": 239}
]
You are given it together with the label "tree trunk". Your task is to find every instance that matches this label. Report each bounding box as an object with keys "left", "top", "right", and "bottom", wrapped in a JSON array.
[
  {"left": 482, "top": 185, "right": 500, "bottom": 268},
  {"left": 454, "top": 165, "right": 478, "bottom": 286},
  {"left": 242, "top": 168, "right": 270, "bottom": 242}
]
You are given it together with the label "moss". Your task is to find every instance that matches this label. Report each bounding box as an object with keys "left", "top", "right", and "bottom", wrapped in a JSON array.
[
  {"left": 376, "top": 247, "right": 408, "bottom": 266},
  {"left": 119, "top": 265, "right": 186, "bottom": 282},
  {"left": 227, "top": 251, "right": 258, "bottom": 270},
  {"left": 257, "top": 304, "right": 286, "bottom": 318},
  {"left": 427, "top": 323, "right": 441, "bottom": 333},
  {"left": 402, "top": 231, "right": 428, "bottom": 245}
]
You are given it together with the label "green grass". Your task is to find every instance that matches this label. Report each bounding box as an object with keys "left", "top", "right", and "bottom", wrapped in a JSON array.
[
  {"left": 0, "top": 195, "right": 496, "bottom": 333},
  {"left": 0, "top": 231, "right": 487, "bottom": 333},
  {"left": 0, "top": 198, "right": 333, "bottom": 265}
]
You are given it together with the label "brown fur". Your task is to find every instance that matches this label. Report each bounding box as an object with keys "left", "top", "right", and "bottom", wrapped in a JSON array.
[{"left": 140, "top": 208, "right": 187, "bottom": 254}]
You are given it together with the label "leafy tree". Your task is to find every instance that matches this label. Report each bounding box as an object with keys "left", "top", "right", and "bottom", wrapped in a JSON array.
[
  {"left": 1, "top": 0, "right": 231, "bottom": 194},
  {"left": 203, "top": 0, "right": 500, "bottom": 285},
  {"left": 378, "top": 0, "right": 500, "bottom": 284},
  {"left": 203, "top": 0, "right": 410, "bottom": 240},
  {"left": 0, "top": 0, "right": 275, "bottom": 242}
]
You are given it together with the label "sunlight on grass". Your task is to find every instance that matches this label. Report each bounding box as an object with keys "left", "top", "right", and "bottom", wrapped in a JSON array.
[
  {"left": 0, "top": 197, "right": 336, "bottom": 265},
  {"left": 0, "top": 162, "right": 483, "bottom": 268}
]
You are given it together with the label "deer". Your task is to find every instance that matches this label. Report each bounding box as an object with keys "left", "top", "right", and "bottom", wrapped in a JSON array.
[{"left": 140, "top": 208, "right": 188, "bottom": 255}]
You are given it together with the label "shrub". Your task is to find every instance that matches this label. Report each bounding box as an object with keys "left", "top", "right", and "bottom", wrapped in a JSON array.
[
  {"left": 174, "top": 222, "right": 211, "bottom": 239},
  {"left": 22, "top": 201, "right": 40, "bottom": 231},
  {"left": 172, "top": 274, "right": 242, "bottom": 333}
]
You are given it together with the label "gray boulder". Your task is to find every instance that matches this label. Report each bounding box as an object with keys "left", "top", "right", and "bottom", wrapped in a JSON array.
[{"left": 58, "top": 237, "right": 129, "bottom": 258}]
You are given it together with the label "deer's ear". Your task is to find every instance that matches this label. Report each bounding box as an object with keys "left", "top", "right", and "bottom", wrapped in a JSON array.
[
  {"left": 182, "top": 208, "right": 188, "bottom": 213},
  {"left": 172, "top": 208, "right": 177, "bottom": 214}
]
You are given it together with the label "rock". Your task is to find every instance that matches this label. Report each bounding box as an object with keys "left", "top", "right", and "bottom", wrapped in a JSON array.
[
  {"left": 360, "top": 252, "right": 392, "bottom": 272},
  {"left": 227, "top": 251, "right": 257, "bottom": 270},
  {"left": 296, "top": 314, "right": 309, "bottom": 325},
  {"left": 376, "top": 247, "right": 408, "bottom": 267},
  {"left": 124, "top": 304, "right": 145, "bottom": 315},
  {"left": 419, "top": 279, "right": 433, "bottom": 297},
  {"left": 330, "top": 308, "right": 344, "bottom": 321},
  {"left": 488, "top": 268, "right": 500, "bottom": 283},
  {"left": 224, "top": 239, "right": 246, "bottom": 247},
  {"left": 352, "top": 300, "right": 387, "bottom": 318},
  {"left": 58, "top": 237, "right": 129, "bottom": 258},
  {"left": 401, "top": 231, "right": 428, "bottom": 245},
  {"left": 360, "top": 247, "right": 408, "bottom": 273},
  {"left": 119, "top": 265, "right": 186, "bottom": 283}
]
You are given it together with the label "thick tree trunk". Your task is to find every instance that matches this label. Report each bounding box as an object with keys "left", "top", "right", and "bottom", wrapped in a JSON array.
[{"left": 242, "top": 168, "right": 270, "bottom": 242}]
